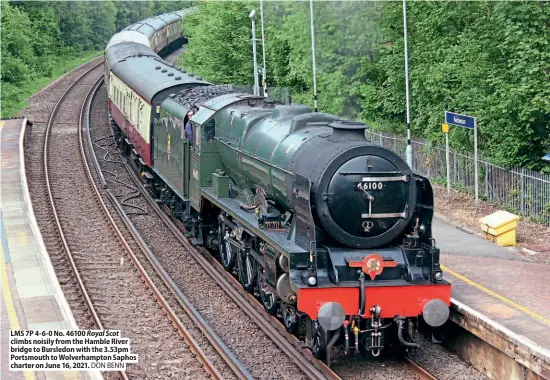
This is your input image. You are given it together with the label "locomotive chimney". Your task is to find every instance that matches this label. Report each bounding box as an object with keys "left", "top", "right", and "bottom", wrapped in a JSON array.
[{"left": 328, "top": 121, "right": 367, "bottom": 142}]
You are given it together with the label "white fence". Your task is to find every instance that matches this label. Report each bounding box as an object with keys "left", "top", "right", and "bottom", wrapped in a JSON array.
[{"left": 365, "top": 130, "right": 550, "bottom": 226}]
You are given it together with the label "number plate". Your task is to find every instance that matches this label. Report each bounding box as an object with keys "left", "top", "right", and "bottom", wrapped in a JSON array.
[{"left": 356, "top": 182, "right": 384, "bottom": 191}]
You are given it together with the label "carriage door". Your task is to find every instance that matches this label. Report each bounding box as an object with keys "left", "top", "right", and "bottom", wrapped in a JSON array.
[
  {"left": 151, "top": 102, "right": 161, "bottom": 166},
  {"left": 183, "top": 131, "right": 190, "bottom": 198}
]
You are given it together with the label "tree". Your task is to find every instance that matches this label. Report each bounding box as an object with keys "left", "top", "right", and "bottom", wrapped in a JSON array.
[
  {"left": 89, "top": 1, "right": 117, "bottom": 50},
  {"left": 361, "top": 1, "right": 550, "bottom": 169},
  {"left": 115, "top": 1, "right": 154, "bottom": 31},
  {"left": 180, "top": 1, "right": 256, "bottom": 84},
  {"left": 58, "top": 1, "right": 92, "bottom": 50},
  {"left": 11, "top": 1, "right": 61, "bottom": 63},
  {"left": 1, "top": 0, "right": 195, "bottom": 118},
  {"left": 1, "top": 1, "right": 34, "bottom": 84}
]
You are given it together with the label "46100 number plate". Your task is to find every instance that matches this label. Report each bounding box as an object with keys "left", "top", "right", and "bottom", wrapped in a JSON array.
[{"left": 356, "top": 182, "right": 384, "bottom": 191}]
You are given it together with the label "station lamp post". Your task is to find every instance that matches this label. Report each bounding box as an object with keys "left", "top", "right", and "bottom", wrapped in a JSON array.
[
  {"left": 249, "top": 9, "right": 260, "bottom": 96},
  {"left": 309, "top": 0, "right": 318, "bottom": 112},
  {"left": 260, "top": 0, "right": 268, "bottom": 98},
  {"left": 403, "top": 0, "right": 413, "bottom": 169}
]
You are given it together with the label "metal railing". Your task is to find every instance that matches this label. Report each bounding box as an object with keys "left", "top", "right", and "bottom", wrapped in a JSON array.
[{"left": 365, "top": 130, "right": 550, "bottom": 226}]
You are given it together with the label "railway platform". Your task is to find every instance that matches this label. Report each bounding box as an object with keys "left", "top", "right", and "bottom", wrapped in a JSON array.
[
  {"left": 1, "top": 119, "right": 99, "bottom": 380},
  {"left": 433, "top": 216, "right": 550, "bottom": 379}
]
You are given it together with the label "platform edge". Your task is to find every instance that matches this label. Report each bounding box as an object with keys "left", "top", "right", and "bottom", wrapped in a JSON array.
[
  {"left": 451, "top": 297, "right": 550, "bottom": 378},
  {"left": 20, "top": 119, "right": 104, "bottom": 380}
]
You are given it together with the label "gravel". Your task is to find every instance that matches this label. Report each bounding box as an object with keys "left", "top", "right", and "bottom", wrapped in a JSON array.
[
  {"left": 331, "top": 349, "right": 418, "bottom": 380},
  {"left": 409, "top": 333, "right": 487, "bottom": 380},
  {"left": 25, "top": 63, "right": 213, "bottom": 380}
]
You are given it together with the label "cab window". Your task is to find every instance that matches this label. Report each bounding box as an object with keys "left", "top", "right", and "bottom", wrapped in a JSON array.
[
  {"left": 204, "top": 120, "right": 215, "bottom": 142},
  {"left": 194, "top": 124, "right": 201, "bottom": 150}
]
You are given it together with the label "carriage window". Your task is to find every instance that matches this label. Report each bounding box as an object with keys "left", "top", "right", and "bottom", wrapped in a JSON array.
[
  {"left": 136, "top": 100, "right": 140, "bottom": 128},
  {"left": 204, "top": 120, "right": 215, "bottom": 142}
]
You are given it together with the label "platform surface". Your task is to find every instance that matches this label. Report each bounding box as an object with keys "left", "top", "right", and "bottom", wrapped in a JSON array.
[
  {"left": 1, "top": 119, "right": 97, "bottom": 380},
  {"left": 433, "top": 216, "right": 550, "bottom": 376}
]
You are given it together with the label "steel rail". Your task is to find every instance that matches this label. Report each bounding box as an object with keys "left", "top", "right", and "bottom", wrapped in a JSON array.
[
  {"left": 43, "top": 61, "right": 221, "bottom": 380},
  {"left": 78, "top": 78, "right": 222, "bottom": 379},
  {"left": 121, "top": 160, "right": 340, "bottom": 380},
  {"left": 405, "top": 357, "right": 439, "bottom": 380},
  {"left": 43, "top": 60, "right": 129, "bottom": 380},
  {"left": 85, "top": 80, "right": 252, "bottom": 380}
]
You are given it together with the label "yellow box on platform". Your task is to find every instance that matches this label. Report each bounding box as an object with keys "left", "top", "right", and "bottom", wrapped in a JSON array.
[{"left": 479, "top": 210, "right": 520, "bottom": 247}]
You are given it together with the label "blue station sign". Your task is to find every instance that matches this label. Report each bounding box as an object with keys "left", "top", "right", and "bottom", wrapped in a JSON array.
[{"left": 445, "top": 111, "right": 476, "bottom": 129}]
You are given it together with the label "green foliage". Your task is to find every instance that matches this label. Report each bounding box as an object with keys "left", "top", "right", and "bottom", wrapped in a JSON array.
[
  {"left": 178, "top": 0, "right": 550, "bottom": 172},
  {"left": 115, "top": 1, "right": 154, "bottom": 31},
  {"left": 364, "top": 1, "right": 550, "bottom": 171},
  {"left": 1, "top": 1, "right": 34, "bottom": 84},
  {"left": 181, "top": 1, "right": 256, "bottom": 84},
  {"left": 180, "top": 1, "right": 383, "bottom": 117},
  {"left": 1, "top": 1, "right": 192, "bottom": 118},
  {"left": 1, "top": 51, "right": 103, "bottom": 117},
  {"left": 88, "top": 2, "right": 117, "bottom": 50}
]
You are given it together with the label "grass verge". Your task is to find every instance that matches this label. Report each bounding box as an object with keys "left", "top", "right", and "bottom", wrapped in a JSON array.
[{"left": 1, "top": 50, "right": 103, "bottom": 118}]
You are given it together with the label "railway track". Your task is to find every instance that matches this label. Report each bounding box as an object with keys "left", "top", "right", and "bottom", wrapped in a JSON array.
[
  {"left": 25, "top": 61, "right": 105, "bottom": 333},
  {"left": 27, "top": 61, "right": 221, "bottom": 379},
  {"left": 405, "top": 357, "right": 438, "bottom": 380}
]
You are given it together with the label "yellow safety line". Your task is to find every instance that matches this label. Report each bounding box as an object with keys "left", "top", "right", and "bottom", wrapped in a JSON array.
[
  {"left": 1, "top": 244, "right": 36, "bottom": 380},
  {"left": 441, "top": 264, "right": 550, "bottom": 327},
  {"left": 1, "top": 249, "right": 21, "bottom": 330},
  {"left": 0, "top": 120, "right": 5, "bottom": 128}
]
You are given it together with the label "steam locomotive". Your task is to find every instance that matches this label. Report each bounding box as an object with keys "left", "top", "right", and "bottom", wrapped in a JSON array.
[{"left": 105, "top": 10, "right": 451, "bottom": 362}]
